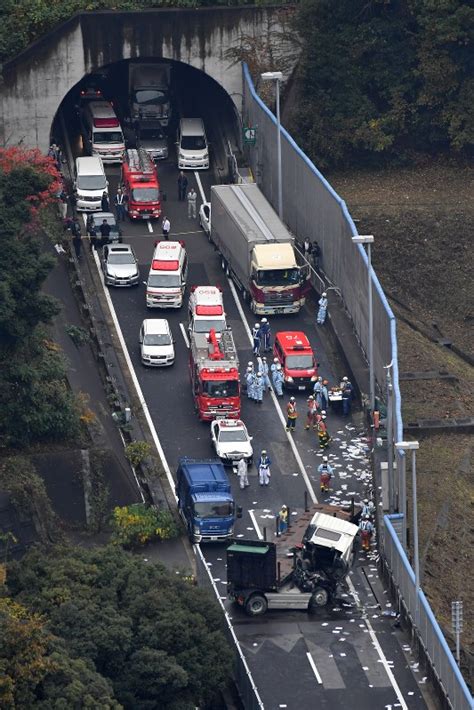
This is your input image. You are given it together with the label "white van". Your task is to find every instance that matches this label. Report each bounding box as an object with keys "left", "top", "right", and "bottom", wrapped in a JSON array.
[
  {"left": 144, "top": 240, "right": 188, "bottom": 308},
  {"left": 177, "top": 118, "right": 209, "bottom": 170},
  {"left": 74, "top": 156, "right": 108, "bottom": 212},
  {"left": 81, "top": 101, "right": 125, "bottom": 164}
]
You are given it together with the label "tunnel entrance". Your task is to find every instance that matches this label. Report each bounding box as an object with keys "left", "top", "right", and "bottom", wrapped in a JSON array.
[{"left": 53, "top": 58, "right": 241, "bottom": 174}]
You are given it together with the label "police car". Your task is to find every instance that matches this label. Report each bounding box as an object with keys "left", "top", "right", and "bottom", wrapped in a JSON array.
[{"left": 210, "top": 419, "right": 253, "bottom": 465}]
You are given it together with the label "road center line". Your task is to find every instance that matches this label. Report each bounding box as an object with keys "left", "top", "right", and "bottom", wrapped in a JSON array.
[
  {"left": 306, "top": 652, "right": 323, "bottom": 685},
  {"left": 194, "top": 171, "right": 206, "bottom": 204},
  {"left": 92, "top": 249, "right": 177, "bottom": 500},
  {"left": 147, "top": 220, "right": 153, "bottom": 233},
  {"left": 248, "top": 509, "right": 263, "bottom": 540},
  {"left": 226, "top": 277, "right": 318, "bottom": 504},
  {"left": 347, "top": 577, "right": 408, "bottom": 709},
  {"left": 179, "top": 322, "right": 190, "bottom": 348}
]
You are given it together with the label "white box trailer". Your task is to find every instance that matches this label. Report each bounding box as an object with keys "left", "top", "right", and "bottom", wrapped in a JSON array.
[{"left": 210, "top": 184, "right": 309, "bottom": 315}]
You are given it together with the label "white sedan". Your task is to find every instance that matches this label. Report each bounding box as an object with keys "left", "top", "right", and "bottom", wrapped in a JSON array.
[
  {"left": 210, "top": 419, "right": 253, "bottom": 465},
  {"left": 199, "top": 202, "right": 211, "bottom": 238}
]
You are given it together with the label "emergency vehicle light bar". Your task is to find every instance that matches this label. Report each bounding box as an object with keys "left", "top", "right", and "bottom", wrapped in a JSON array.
[
  {"left": 94, "top": 117, "right": 119, "bottom": 128},
  {"left": 152, "top": 259, "right": 179, "bottom": 271},
  {"left": 195, "top": 305, "right": 223, "bottom": 316}
]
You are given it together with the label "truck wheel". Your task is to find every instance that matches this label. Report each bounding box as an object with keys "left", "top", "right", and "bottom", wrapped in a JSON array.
[
  {"left": 310, "top": 587, "right": 329, "bottom": 608},
  {"left": 245, "top": 593, "right": 267, "bottom": 617}
]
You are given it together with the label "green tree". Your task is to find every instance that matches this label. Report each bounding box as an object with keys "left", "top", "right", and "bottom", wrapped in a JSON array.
[
  {"left": 0, "top": 598, "right": 119, "bottom": 709},
  {"left": 291, "top": 0, "right": 419, "bottom": 167},
  {"left": 7, "top": 545, "right": 233, "bottom": 708}
]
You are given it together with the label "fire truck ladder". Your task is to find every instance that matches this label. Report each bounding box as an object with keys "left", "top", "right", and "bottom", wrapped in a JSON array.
[
  {"left": 218, "top": 328, "right": 238, "bottom": 363},
  {"left": 126, "top": 148, "right": 155, "bottom": 176}
]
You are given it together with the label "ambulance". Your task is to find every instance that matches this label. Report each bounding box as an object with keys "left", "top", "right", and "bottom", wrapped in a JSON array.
[
  {"left": 144, "top": 240, "right": 188, "bottom": 309},
  {"left": 188, "top": 286, "right": 227, "bottom": 335},
  {"left": 80, "top": 101, "right": 125, "bottom": 164}
]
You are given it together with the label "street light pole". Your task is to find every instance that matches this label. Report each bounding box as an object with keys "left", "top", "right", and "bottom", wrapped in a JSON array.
[
  {"left": 261, "top": 71, "right": 283, "bottom": 220},
  {"left": 351, "top": 235, "right": 375, "bottom": 412},
  {"left": 396, "top": 440, "right": 420, "bottom": 627}
]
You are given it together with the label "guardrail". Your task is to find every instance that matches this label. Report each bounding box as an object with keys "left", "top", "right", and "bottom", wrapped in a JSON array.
[{"left": 384, "top": 515, "right": 473, "bottom": 710}]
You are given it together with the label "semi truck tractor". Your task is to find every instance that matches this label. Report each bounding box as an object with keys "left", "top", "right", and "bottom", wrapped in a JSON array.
[
  {"left": 210, "top": 184, "right": 310, "bottom": 315},
  {"left": 176, "top": 458, "right": 240, "bottom": 543},
  {"left": 129, "top": 62, "right": 172, "bottom": 127},
  {"left": 227, "top": 509, "right": 359, "bottom": 615}
]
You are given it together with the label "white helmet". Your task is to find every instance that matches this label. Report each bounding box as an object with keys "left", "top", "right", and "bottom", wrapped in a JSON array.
[
  {"left": 276, "top": 364, "right": 282, "bottom": 370},
  {"left": 254, "top": 323, "right": 260, "bottom": 329},
  {"left": 247, "top": 366, "right": 253, "bottom": 372},
  {"left": 322, "top": 292, "right": 327, "bottom": 297},
  {"left": 248, "top": 361, "right": 253, "bottom": 367},
  {"left": 261, "top": 317, "right": 268, "bottom": 323},
  {"left": 343, "top": 376, "right": 348, "bottom": 382},
  {"left": 290, "top": 396, "right": 295, "bottom": 402},
  {"left": 321, "top": 410, "right": 326, "bottom": 415},
  {"left": 261, "top": 449, "right": 267, "bottom": 454},
  {"left": 274, "top": 357, "right": 279, "bottom": 363}
]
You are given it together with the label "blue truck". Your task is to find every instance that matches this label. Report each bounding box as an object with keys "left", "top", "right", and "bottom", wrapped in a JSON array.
[{"left": 176, "top": 458, "right": 240, "bottom": 544}]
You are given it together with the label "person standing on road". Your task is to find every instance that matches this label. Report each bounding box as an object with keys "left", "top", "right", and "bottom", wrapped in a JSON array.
[
  {"left": 312, "top": 241, "right": 321, "bottom": 270},
  {"left": 245, "top": 366, "right": 256, "bottom": 401},
  {"left": 273, "top": 364, "right": 284, "bottom": 397},
  {"left": 313, "top": 376, "right": 323, "bottom": 409},
  {"left": 270, "top": 357, "right": 279, "bottom": 378},
  {"left": 237, "top": 458, "right": 250, "bottom": 490},
  {"left": 260, "top": 356, "right": 271, "bottom": 392},
  {"left": 72, "top": 233, "right": 82, "bottom": 258},
  {"left": 260, "top": 317, "right": 271, "bottom": 352},
  {"left": 318, "top": 456, "right": 333, "bottom": 493},
  {"left": 254, "top": 373, "right": 264, "bottom": 404},
  {"left": 341, "top": 376, "right": 353, "bottom": 416},
  {"left": 115, "top": 188, "right": 127, "bottom": 222},
  {"left": 361, "top": 498, "right": 375, "bottom": 519},
  {"left": 101, "top": 191, "right": 110, "bottom": 212},
  {"left": 317, "top": 292, "right": 328, "bottom": 325},
  {"left": 187, "top": 187, "right": 197, "bottom": 218},
  {"left": 258, "top": 450, "right": 271, "bottom": 486},
  {"left": 178, "top": 171, "right": 188, "bottom": 201},
  {"left": 99, "top": 219, "right": 111, "bottom": 246},
  {"left": 317, "top": 414, "right": 331, "bottom": 449},
  {"left": 305, "top": 395, "right": 319, "bottom": 430},
  {"left": 286, "top": 396, "right": 298, "bottom": 432},
  {"left": 359, "top": 515, "right": 374, "bottom": 551},
  {"left": 321, "top": 379, "right": 329, "bottom": 411},
  {"left": 252, "top": 322, "right": 261, "bottom": 356},
  {"left": 278, "top": 504, "right": 288, "bottom": 533},
  {"left": 162, "top": 216, "right": 171, "bottom": 240},
  {"left": 59, "top": 190, "right": 68, "bottom": 220}
]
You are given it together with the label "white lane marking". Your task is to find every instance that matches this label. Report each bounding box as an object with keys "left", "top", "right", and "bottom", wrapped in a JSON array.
[
  {"left": 194, "top": 171, "right": 206, "bottom": 204},
  {"left": 227, "top": 277, "right": 318, "bottom": 504},
  {"left": 147, "top": 220, "right": 153, "bottom": 233},
  {"left": 169, "top": 230, "right": 203, "bottom": 237},
  {"left": 248, "top": 510, "right": 263, "bottom": 540},
  {"left": 306, "top": 652, "right": 323, "bottom": 685},
  {"left": 347, "top": 577, "right": 408, "bottom": 709},
  {"left": 92, "top": 249, "right": 177, "bottom": 500},
  {"left": 179, "top": 322, "right": 190, "bottom": 348}
]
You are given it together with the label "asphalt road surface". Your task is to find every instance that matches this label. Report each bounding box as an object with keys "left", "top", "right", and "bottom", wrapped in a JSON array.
[{"left": 67, "top": 126, "right": 430, "bottom": 707}]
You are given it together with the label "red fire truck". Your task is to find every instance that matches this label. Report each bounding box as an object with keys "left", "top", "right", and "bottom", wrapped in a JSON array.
[
  {"left": 121, "top": 148, "right": 161, "bottom": 220},
  {"left": 189, "top": 327, "right": 240, "bottom": 421}
]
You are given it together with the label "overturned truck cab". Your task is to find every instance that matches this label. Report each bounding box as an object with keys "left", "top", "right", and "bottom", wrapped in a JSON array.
[{"left": 227, "top": 511, "right": 359, "bottom": 616}]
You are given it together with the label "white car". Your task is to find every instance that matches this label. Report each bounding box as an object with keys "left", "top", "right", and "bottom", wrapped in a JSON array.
[
  {"left": 211, "top": 419, "right": 253, "bottom": 465},
  {"left": 102, "top": 244, "right": 139, "bottom": 287},
  {"left": 199, "top": 202, "right": 211, "bottom": 238},
  {"left": 139, "top": 319, "right": 175, "bottom": 366}
]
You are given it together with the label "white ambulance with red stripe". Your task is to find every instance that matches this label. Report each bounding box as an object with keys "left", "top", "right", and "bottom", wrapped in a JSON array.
[
  {"left": 81, "top": 101, "right": 125, "bottom": 164},
  {"left": 188, "top": 286, "right": 227, "bottom": 336},
  {"left": 145, "top": 240, "right": 188, "bottom": 309}
]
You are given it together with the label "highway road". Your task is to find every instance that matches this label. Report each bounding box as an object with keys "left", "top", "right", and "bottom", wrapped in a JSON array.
[{"left": 64, "top": 106, "right": 431, "bottom": 707}]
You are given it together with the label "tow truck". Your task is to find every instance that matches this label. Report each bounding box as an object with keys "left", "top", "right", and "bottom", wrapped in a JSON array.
[{"left": 189, "top": 326, "right": 240, "bottom": 421}]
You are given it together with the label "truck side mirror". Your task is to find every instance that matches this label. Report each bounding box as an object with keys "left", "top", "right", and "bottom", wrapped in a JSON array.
[{"left": 236, "top": 506, "right": 243, "bottom": 519}]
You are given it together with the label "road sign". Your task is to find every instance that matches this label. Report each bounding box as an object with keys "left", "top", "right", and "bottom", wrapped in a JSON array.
[{"left": 243, "top": 126, "right": 257, "bottom": 145}]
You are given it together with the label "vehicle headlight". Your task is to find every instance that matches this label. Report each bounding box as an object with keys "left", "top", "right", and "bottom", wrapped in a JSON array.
[
  {"left": 285, "top": 376, "right": 294, "bottom": 382},
  {"left": 179, "top": 153, "right": 186, "bottom": 160},
  {"left": 193, "top": 525, "right": 200, "bottom": 534},
  {"left": 228, "top": 526, "right": 234, "bottom": 536}
]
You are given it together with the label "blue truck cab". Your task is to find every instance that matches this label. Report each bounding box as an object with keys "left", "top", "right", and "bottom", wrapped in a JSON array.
[{"left": 176, "top": 458, "right": 240, "bottom": 543}]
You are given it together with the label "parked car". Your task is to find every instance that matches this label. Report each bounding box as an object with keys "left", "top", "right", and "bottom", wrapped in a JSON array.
[
  {"left": 90, "top": 212, "right": 122, "bottom": 243},
  {"left": 199, "top": 202, "right": 211, "bottom": 238},
  {"left": 101, "top": 244, "right": 139, "bottom": 287},
  {"left": 210, "top": 419, "right": 253, "bottom": 465},
  {"left": 139, "top": 319, "right": 175, "bottom": 366}
]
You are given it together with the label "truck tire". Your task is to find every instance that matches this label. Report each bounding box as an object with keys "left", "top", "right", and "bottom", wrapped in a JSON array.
[
  {"left": 310, "top": 587, "right": 329, "bottom": 608},
  {"left": 245, "top": 593, "right": 268, "bottom": 617}
]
